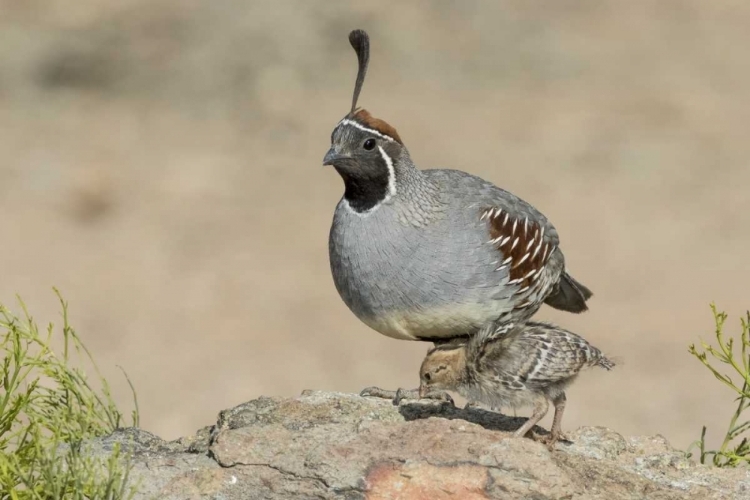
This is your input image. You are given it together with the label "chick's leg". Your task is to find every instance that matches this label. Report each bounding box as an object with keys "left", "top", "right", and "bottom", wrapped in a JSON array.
[
  {"left": 513, "top": 397, "right": 549, "bottom": 438},
  {"left": 538, "top": 392, "right": 567, "bottom": 450},
  {"left": 359, "top": 387, "right": 454, "bottom": 406}
]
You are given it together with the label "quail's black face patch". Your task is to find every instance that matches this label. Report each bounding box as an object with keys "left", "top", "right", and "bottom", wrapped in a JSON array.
[{"left": 327, "top": 121, "right": 395, "bottom": 214}]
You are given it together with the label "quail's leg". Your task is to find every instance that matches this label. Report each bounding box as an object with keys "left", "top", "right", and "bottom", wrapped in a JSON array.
[
  {"left": 359, "top": 387, "right": 454, "bottom": 406},
  {"left": 513, "top": 398, "right": 549, "bottom": 438},
  {"left": 536, "top": 393, "right": 567, "bottom": 450}
]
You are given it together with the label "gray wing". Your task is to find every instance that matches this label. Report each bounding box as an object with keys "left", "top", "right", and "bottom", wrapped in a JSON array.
[
  {"left": 419, "top": 169, "right": 566, "bottom": 322},
  {"left": 434, "top": 169, "right": 563, "bottom": 307},
  {"left": 424, "top": 168, "right": 561, "bottom": 249}
]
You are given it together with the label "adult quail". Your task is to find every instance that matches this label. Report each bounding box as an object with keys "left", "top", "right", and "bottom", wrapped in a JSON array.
[
  {"left": 324, "top": 30, "right": 593, "bottom": 392},
  {"left": 419, "top": 321, "right": 614, "bottom": 448}
]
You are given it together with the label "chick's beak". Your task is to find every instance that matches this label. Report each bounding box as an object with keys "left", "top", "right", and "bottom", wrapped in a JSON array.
[
  {"left": 418, "top": 384, "right": 428, "bottom": 399},
  {"left": 323, "top": 147, "right": 350, "bottom": 166}
]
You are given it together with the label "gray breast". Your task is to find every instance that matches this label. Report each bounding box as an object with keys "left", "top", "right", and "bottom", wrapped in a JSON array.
[{"left": 329, "top": 205, "right": 513, "bottom": 340}]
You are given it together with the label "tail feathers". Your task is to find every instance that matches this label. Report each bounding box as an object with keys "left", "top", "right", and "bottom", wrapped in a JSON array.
[
  {"left": 544, "top": 272, "right": 593, "bottom": 313},
  {"left": 595, "top": 356, "right": 616, "bottom": 371},
  {"left": 586, "top": 344, "right": 616, "bottom": 371}
]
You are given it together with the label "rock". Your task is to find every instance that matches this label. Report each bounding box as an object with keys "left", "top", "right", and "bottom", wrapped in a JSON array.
[{"left": 87, "top": 391, "right": 750, "bottom": 499}]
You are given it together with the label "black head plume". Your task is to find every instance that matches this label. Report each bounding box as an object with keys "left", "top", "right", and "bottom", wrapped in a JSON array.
[{"left": 348, "top": 29, "right": 370, "bottom": 114}]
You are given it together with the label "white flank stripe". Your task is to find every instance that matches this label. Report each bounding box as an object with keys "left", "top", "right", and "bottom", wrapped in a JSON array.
[
  {"left": 514, "top": 252, "right": 530, "bottom": 267},
  {"left": 532, "top": 240, "right": 543, "bottom": 260}
]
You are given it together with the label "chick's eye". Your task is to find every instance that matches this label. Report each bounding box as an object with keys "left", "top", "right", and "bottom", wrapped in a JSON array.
[
  {"left": 424, "top": 373, "right": 431, "bottom": 382},
  {"left": 363, "top": 138, "right": 376, "bottom": 150}
]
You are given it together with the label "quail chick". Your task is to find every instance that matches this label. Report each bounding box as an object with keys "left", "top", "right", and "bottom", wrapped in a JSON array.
[{"left": 418, "top": 321, "right": 614, "bottom": 448}]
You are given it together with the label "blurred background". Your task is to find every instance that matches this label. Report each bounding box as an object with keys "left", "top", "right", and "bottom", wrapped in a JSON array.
[{"left": 1, "top": 0, "right": 749, "bottom": 450}]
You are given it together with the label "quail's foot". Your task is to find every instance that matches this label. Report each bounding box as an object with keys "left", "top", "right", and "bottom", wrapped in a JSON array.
[
  {"left": 359, "top": 386, "right": 454, "bottom": 406},
  {"left": 530, "top": 429, "right": 569, "bottom": 451}
]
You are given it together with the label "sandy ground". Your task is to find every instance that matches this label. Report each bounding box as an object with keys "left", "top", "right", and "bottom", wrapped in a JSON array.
[{"left": 2, "top": 1, "right": 749, "bottom": 450}]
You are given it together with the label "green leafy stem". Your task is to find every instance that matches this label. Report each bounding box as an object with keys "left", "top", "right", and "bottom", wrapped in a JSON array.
[{"left": 687, "top": 304, "right": 750, "bottom": 467}]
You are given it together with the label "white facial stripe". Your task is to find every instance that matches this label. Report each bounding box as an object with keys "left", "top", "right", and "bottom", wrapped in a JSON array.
[
  {"left": 378, "top": 145, "right": 397, "bottom": 199},
  {"left": 338, "top": 119, "right": 396, "bottom": 142}
]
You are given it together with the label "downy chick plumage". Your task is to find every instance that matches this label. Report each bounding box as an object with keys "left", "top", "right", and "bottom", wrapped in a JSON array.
[{"left": 419, "top": 321, "right": 614, "bottom": 447}]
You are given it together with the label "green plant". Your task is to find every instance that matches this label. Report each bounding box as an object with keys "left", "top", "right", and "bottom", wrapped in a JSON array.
[
  {"left": 687, "top": 304, "right": 750, "bottom": 467},
  {"left": 0, "top": 290, "right": 140, "bottom": 499}
]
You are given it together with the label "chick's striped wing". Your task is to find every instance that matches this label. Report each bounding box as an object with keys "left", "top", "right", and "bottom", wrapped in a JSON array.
[
  {"left": 511, "top": 327, "right": 600, "bottom": 389},
  {"left": 466, "top": 321, "right": 519, "bottom": 364},
  {"left": 468, "top": 322, "right": 531, "bottom": 392}
]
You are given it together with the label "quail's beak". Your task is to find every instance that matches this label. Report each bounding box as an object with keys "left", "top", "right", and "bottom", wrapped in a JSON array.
[
  {"left": 323, "top": 147, "right": 350, "bottom": 166},
  {"left": 418, "top": 384, "right": 428, "bottom": 399}
]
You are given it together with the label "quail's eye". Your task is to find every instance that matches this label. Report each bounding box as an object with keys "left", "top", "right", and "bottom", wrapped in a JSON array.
[
  {"left": 363, "top": 138, "right": 376, "bottom": 150},
  {"left": 424, "top": 373, "right": 431, "bottom": 382}
]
